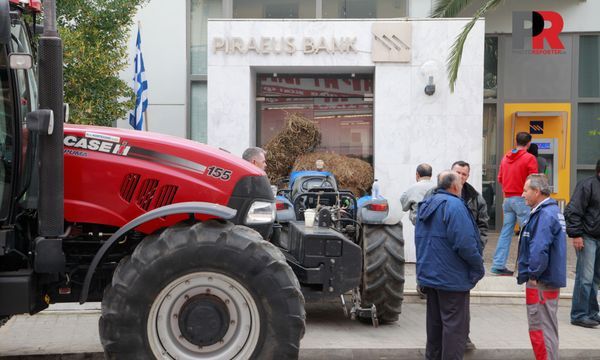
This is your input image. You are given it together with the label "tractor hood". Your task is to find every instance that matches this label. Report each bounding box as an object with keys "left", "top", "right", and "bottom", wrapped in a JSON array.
[{"left": 63, "top": 124, "right": 270, "bottom": 234}]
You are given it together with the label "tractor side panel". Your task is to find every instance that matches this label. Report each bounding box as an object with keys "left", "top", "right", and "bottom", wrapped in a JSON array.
[{"left": 63, "top": 125, "right": 264, "bottom": 233}]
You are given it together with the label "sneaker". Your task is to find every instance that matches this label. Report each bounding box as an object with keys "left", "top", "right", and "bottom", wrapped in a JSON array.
[
  {"left": 465, "top": 337, "right": 476, "bottom": 351},
  {"left": 571, "top": 318, "right": 599, "bottom": 328},
  {"left": 490, "top": 267, "right": 514, "bottom": 276}
]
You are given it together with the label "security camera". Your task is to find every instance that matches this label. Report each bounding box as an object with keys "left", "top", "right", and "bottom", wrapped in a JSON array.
[
  {"left": 424, "top": 84, "right": 436, "bottom": 96},
  {"left": 424, "top": 75, "right": 435, "bottom": 96}
]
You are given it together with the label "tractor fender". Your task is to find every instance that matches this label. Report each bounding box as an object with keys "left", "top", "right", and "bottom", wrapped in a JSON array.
[{"left": 79, "top": 202, "right": 236, "bottom": 303}]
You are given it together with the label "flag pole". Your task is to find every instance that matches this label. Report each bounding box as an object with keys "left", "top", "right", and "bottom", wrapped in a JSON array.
[{"left": 139, "top": 21, "right": 148, "bottom": 132}]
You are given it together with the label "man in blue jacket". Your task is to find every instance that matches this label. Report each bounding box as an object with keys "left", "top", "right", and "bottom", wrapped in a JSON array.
[
  {"left": 416, "top": 171, "right": 485, "bottom": 359},
  {"left": 518, "top": 174, "right": 566, "bottom": 360}
]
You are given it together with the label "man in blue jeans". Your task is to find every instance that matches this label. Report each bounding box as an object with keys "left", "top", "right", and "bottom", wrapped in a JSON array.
[
  {"left": 565, "top": 159, "right": 600, "bottom": 328},
  {"left": 491, "top": 132, "right": 538, "bottom": 275}
]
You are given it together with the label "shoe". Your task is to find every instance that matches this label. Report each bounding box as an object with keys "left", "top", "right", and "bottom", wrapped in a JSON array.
[
  {"left": 571, "top": 318, "right": 599, "bottom": 328},
  {"left": 590, "top": 314, "right": 600, "bottom": 324},
  {"left": 490, "top": 267, "right": 514, "bottom": 276},
  {"left": 465, "top": 337, "right": 476, "bottom": 351},
  {"left": 417, "top": 285, "right": 428, "bottom": 300}
]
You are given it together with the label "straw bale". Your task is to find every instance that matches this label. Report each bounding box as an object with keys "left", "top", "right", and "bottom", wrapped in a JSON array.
[
  {"left": 293, "top": 152, "right": 374, "bottom": 196},
  {"left": 265, "top": 112, "right": 321, "bottom": 182}
]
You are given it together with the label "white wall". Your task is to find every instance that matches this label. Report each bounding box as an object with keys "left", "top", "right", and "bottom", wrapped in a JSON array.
[
  {"left": 117, "top": 0, "right": 187, "bottom": 138},
  {"left": 208, "top": 19, "right": 485, "bottom": 262}
]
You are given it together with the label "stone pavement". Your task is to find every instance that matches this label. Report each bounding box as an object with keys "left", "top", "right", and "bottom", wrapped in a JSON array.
[{"left": 1, "top": 295, "right": 600, "bottom": 359}]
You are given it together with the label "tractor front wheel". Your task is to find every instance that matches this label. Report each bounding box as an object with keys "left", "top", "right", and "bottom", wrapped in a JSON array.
[
  {"left": 99, "top": 220, "right": 305, "bottom": 359},
  {"left": 360, "top": 223, "right": 405, "bottom": 323}
]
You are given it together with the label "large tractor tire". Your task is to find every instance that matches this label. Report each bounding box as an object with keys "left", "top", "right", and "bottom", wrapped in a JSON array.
[
  {"left": 360, "top": 223, "right": 405, "bottom": 323},
  {"left": 99, "top": 220, "right": 305, "bottom": 359}
]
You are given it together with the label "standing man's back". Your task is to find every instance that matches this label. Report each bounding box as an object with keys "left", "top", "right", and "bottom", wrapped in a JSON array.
[
  {"left": 400, "top": 163, "right": 435, "bottom": 225},
  {"left": 416, "top": 171, "right": 484, "bottom": 359},
  {"left": 491, "top": 132, "right": 538, "bottom": 276}
]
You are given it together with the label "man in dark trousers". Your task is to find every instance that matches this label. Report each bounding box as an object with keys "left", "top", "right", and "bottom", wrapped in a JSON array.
[
  {"left": 565, "top": 159, "right": 600, "bottom": 328},
  {"left": 450, "top": 160, "right": 489, "bottom": 351},
  {"left": 492, "top": 132, "right": 538, "bottom": 275},
  {"left": 416, "top": 171, "right": 485, "bottom": 359},
  {"left": 518, "top": 174, "right": 566, "bottom": 360}
]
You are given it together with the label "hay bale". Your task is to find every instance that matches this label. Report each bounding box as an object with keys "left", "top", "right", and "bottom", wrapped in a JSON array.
[
  {"left": 293, "top": 152, "right": 374, "bottom": 197},
  {"left": 265, "top": 112, "right": 321, "bottom": 182}
]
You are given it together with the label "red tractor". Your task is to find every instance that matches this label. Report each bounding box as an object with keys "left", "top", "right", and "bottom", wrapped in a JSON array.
[
  {"left": 1, "top": 1, "right": 303, "bottom": 358},
  {"left": 0, "top": 1, "right": 405, "bottom": 358}
]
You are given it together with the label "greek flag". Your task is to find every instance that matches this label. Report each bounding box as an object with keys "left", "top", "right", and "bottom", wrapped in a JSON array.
[{"left": 129, "top": 27, "right": 148, "bottom": 130}]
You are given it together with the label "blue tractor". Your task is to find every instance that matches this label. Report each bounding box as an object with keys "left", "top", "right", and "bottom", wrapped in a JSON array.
[{"left": 272, "top": 170, "right": 405, "bottom": 325}]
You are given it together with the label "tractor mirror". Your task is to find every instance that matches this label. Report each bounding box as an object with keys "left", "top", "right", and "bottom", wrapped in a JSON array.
[
  {"left": 9, "top": 53, "right": 33, "bottom": 70},
  {"left": 26, "top": 109, "right": 54, "bottom": 135}
]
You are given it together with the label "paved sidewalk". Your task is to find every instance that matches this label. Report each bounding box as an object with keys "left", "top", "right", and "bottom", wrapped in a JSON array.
[{"left": 1, "top": 299, "right": 600, "bottom": 359}]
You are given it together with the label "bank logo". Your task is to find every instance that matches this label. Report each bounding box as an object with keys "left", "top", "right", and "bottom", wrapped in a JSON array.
[
  {"left": 530, "top": 120, "right": 544, "bottom": 134},
  {"left": 513, "top": 11, "right": 565, "bottom": 55},
  {"left": 371, "top": 23, "right": 411, "bottom": 63}
]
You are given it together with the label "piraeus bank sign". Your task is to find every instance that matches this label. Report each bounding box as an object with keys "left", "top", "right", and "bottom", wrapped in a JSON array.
[
  {"left": 213, "top": 36, "right": 358, "bottom": 55},
  {"left": 212, "top": 22, "right": 411, "bottom": 62}
]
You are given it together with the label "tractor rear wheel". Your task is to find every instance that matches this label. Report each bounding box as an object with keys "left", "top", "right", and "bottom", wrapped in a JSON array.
[
  {"left": 99, "top": 220, "right": 305, "bottom": 359},
  {"left": 360, "top": 223, "right": 405, "bottom": 323}
]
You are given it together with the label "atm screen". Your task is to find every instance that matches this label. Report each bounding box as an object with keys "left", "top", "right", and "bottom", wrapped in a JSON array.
[{"left": 535, "top": 142, "right": 551, "bottom": 150}]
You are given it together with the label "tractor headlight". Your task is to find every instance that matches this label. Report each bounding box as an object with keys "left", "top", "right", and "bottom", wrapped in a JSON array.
[{"left": 245, "top": 201, "right": 276, "bottom": 225}]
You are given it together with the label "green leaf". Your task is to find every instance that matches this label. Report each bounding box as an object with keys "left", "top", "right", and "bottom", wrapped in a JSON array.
[
  {"left": 444, "top": 0, "right": 504, "bottom": 92},
  {"left": 431, "top": 0, "right": 473, "bottom": 18}
]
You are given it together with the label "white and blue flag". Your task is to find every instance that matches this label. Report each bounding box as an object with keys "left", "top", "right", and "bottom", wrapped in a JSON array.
[{"left": 129, "top": 26, "right": 148, "bottom": 131}]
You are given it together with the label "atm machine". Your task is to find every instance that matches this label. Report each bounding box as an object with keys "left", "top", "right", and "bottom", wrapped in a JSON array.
[
  {"left": 531, "top": 138, "right": 558, "bottom": 192},
  {"left": 504, "top": 106, "right": 571, "bottom": 203}
]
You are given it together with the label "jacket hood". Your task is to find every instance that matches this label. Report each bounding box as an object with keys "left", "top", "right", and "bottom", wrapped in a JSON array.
[
  {"left": 505, "top": 148, "right": 530, "bottom": 163},
  {"left": 419, "top": 190, "right": 455, "bottom": 221}
]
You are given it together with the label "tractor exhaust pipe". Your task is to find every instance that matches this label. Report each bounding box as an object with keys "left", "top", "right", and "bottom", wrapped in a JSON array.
[{"left": 37, "top": 0, "right": 64, "bottom": 238}]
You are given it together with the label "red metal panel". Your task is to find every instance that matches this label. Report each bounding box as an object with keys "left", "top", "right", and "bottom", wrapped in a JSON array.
[{"left": 63, "top": 124, "right": 264, "bottom": 233}]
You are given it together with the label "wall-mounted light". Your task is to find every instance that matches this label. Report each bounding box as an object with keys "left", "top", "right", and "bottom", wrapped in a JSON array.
[
  {"left": 420, "top": 60, "right": 441, "bottom": 96},
  {"left": 424, "top": 76, "right": 435, "bottom": 96}
]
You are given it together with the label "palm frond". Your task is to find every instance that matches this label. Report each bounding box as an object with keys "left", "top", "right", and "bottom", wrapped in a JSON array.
[
  {"left": 431, "top": 0, "right": 472, "bottom": 18},
  {"left": 446, "top": 0, "right": 504, "bottom": 92}
]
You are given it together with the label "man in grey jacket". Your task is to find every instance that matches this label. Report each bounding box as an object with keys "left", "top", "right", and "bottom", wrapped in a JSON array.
[{"left": 400, "top": 163, "right": 435, "bottom": 225}]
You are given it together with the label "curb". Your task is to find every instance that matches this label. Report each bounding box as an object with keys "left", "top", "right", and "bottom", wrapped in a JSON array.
[{"left": 2, "top": 348, "right": 600, "bottom": 360}]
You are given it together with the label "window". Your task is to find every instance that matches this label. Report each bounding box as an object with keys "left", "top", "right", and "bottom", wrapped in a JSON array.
[
  {"left": 190, "top": 0, "right": 222, "bottom": 143},
  {"left": 482, "top": 104, "right": 497, "bottom": 229},
  {"left": 322, "top": 0, "right": 406, "bottom": 18},
  {"left": 10, "top": 21, "right": 38, "bottom": 202},
  {"left": 576, "top": 35, "right": 600, "bottom": 184},
  {"left": 579, "top": 35, "right": 600, "bottom": 98},
  {"left": 576, "top": 104, "right": 600, "bottom": 165},
  {"left": 0, "top": 46, "right": 15, "bottom": 220},
  {"left": 190, "top": 0, "right": 222, "bottom": 75},
  {"left": 257, "top": 74, "right": 374, "bottom": 163},
  {"left": 484, "top": 37, "right": 498, "bottom": 99},
  {"left": 233, "top": 0, "right": 316, "bottom": 19},
  {"left": 190, "top": 83, "right": 208, "bottom": 142}
]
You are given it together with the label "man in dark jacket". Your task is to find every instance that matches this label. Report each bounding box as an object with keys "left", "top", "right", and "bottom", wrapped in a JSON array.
[
  {"left": 416, "top": 171, "right": 485, "bottom": 360},
  {"left": 565, "top": 159, "right": 600, "bottom": 328},
  {"left": 518, "top": 174, "right": 567, "bottom": 360},
  {"left": 451, "top": 161, "right": 490, "bottom": 248}
]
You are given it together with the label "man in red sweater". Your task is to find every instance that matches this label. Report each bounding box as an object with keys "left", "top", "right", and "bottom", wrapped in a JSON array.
[{"left": 491, "top": 132, "right": 538, "bottom": 275}]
